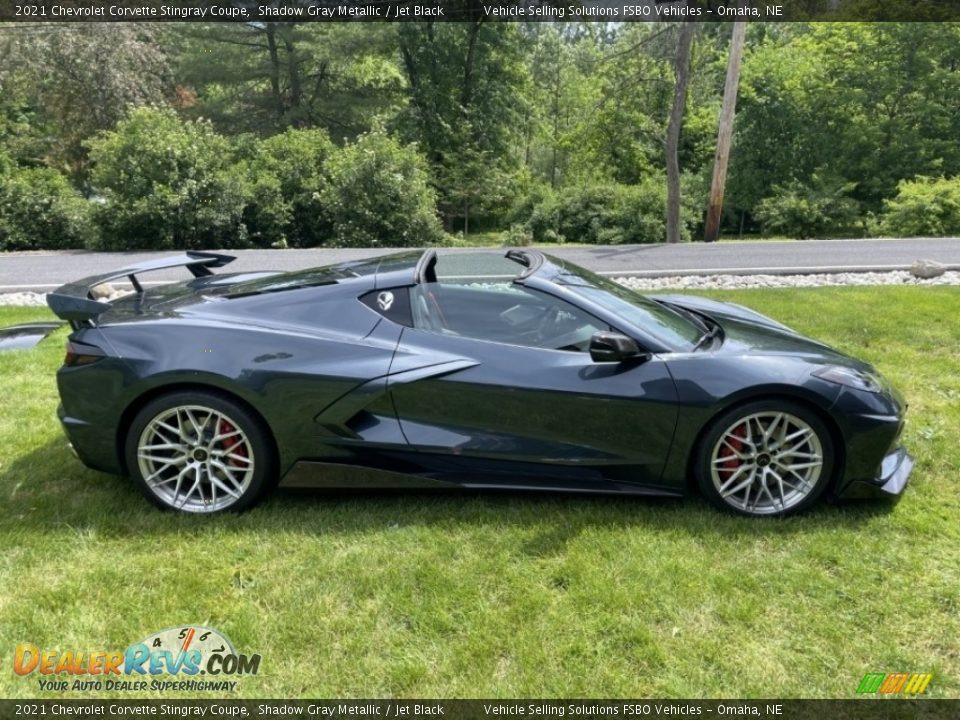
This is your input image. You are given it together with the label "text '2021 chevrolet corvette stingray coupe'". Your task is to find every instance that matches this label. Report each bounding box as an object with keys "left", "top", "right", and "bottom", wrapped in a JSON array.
[{"left": 47, "top": 249, "right": 912, "bottom": 517}]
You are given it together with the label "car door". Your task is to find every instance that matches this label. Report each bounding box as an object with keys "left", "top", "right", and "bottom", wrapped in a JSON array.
[{"left": 386, "top": 281, "right": 680, "bottom": 490}]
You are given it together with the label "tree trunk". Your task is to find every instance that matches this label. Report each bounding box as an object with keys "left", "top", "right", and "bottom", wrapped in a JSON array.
[
  {"left": 461, "top": 19, "right": 485, "bottom": 108},
  {"left": 280, "top": 25, "right": 302, "bottom": 113},
  {"left": 704, "top": 21, "right": 747, "bottom": 243},
  {"left": 666, "top": 22, "right": 695, "bottom": 244},
  {"left": 264, "top": 25, "right": 283, "bottom": 118},
  {"left": 549, "top": 32, "right": 563, "bottom": 189}
]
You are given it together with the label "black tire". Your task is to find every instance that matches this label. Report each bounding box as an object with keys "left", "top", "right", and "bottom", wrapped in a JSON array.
[
  {"left": 694, "top": 399, "right": 835, "bottom": 518},
  {"left": 125, "top": 390, "right": 277, "bottom": 513}
]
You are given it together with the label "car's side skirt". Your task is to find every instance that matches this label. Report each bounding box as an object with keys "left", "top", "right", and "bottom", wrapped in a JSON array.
[
  {"left": 279, "top": 460, "right": 683, "bottom": 497},
  {"left": 280, "top": 461, "right": 457, "bottom": 490}
]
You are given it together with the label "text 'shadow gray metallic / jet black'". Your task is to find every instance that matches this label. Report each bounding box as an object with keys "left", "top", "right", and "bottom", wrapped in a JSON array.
[{"left": 47, "top": 249, "right": 913, "bottom": 517}]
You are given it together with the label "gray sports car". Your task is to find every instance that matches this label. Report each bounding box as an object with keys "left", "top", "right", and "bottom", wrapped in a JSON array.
[{"left": 47, "top": 249, "right": 913, "bottom": 517}]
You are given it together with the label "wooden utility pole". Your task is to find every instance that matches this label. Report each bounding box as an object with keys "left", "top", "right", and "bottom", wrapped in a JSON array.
[
  {"left": 704, "top": 21, "right": 747, "bottom": 243},
  {"left": 665, "top": 22, "right": 695, "bottom": 244}
]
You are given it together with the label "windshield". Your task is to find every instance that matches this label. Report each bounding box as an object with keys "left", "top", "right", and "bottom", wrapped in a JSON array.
[{"left": 551, "top": 262, "right": 702, "bottom": 350}]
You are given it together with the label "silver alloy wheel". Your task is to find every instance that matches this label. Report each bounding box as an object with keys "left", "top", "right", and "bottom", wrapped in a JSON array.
[
  {"left": 709, "top": 411, "right": 824, "bottom": 515},
  {"left": 136, "top": 405, "right": 255, "bottom": 513}
]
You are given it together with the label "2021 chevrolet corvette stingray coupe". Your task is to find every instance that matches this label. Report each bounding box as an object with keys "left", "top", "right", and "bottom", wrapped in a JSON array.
[{"left": 47, "top": 249, "right": 913, "bottom": 517}]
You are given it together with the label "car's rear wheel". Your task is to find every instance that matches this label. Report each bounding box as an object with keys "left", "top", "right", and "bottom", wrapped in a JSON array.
[
  {"left": 125, "top": 391, "right": 275, "bottom": 513},
  {"left": 695, "top": 400, "right": 834, "bottom": 517}
]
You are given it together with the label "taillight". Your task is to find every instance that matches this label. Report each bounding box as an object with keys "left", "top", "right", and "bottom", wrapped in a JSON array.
[{"left": 64, "top": 340, "right": 105, "bottom": 367}]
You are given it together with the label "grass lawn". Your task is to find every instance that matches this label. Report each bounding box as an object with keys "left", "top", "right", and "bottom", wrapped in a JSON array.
[{"left": 1, "top": 287, "right": 958, "bottom": 700}]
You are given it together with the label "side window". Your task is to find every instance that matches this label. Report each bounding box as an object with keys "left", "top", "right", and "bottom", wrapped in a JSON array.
[
  {"left": 410, "top": 281, "right": 609, "bottom": 353},
  {"left": 359, "top": 287, "right": 413, "bottom": 327}
]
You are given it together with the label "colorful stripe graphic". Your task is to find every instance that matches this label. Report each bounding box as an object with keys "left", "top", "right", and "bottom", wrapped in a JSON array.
[{"left": 857, "top": 672, "right": 932, "bottom": 695}]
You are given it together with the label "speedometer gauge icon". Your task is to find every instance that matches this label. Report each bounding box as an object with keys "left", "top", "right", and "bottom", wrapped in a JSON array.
[{"left": 135, "top": 625, "right": 236, "bottom": 671}]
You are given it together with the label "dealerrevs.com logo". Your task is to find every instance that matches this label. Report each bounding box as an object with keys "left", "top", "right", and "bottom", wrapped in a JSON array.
[{"left": 14, "top": 626, "right": 261, "bottom": 693}]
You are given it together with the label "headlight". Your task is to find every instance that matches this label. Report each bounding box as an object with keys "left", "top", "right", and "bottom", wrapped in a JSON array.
[{"left": 812, "top": 365, "right": 883, "bottom": 393}]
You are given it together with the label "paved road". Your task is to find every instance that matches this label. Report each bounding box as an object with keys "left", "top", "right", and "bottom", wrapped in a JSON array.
[{"left": 1, "top": 237, "right": 957, "bottom": 292}]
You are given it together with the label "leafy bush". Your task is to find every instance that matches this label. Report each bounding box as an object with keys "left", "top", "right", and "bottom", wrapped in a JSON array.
[
  {"left": 234, "top": 162, "right": 288, "bottom": 249},
  {"left": 753, "top": 178, "right": 860, "bottom": 239},
  {"left": 319, "top": 132, "right": 444, "bottom": 247},
  {"left": 879, "top": 176, "right": 960, "bottom": 237},
  {"left": 84, "top": 115, "right": 445, "bottom": 250},
  {"left": 0, "top": 165, "right": 95, "bottom": 250},
  {"left": 87, "top": 108, "right": 249, "bottom": 250},
  {"left": 242, "top": 128, "right": 335, "bottom": 248},
  {"left": 230, "top": 134, "right": 288, "bottom": 249},
  {"left": 506, "top": 177, "right": 556, "bottom": 229},
  {"left": 502, "top": 223, "right": 533, "bottom": 247},
  {"left": 525, "top": 177, "right": 697, "bottom": 244}
]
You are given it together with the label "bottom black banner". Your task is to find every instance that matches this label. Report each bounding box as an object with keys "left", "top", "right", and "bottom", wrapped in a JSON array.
[{"left": 1, "top": 700, "right": 957, "bottom": 720}]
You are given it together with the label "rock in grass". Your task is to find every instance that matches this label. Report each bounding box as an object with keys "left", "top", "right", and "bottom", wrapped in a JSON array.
[{"left": 910, "top": 259, "right": 946, "bottom": 279}]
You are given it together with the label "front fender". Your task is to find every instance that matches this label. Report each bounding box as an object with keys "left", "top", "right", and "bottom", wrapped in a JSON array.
[{"left": 657, "top": 354, "right": 844, "bottom": 492}]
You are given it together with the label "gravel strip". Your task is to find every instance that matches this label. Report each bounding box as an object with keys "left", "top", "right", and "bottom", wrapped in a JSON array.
[
  {"left": 1, "top": 290, "right": 130, "bottom": 307},
  {"left": 618, "top": 270, "right": 960, "bottom": 292},
  {"left": 3, "top": 270, "right": 959, "bottom": 308},
  {"left": 2, "top": 292, "right": 51, "bottom": 307}
]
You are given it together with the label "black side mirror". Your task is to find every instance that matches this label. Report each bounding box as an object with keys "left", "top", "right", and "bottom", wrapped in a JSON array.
[{"left": 589, "top": 331, "right": 646, "bottom": 363}]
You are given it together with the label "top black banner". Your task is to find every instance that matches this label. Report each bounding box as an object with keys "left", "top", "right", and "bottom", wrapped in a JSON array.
[
  {"left": 1, "top": 700, "right": 959, "bottom": 720},
  {"left": 1, "top": 0, "right": 958, "bottom": 23}
]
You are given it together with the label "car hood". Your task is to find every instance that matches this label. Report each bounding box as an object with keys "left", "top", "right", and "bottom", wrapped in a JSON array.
[{"left": 649, "top": 294, "right": 871, "bottom": 370}]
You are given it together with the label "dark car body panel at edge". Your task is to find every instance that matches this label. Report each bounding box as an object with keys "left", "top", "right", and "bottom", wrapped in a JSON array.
[
  {"left": 0, "top": 322, "right": 65, "bottom": 351},
  {"left": 48, "top": 248, "right": 913, "bottom": 513}
]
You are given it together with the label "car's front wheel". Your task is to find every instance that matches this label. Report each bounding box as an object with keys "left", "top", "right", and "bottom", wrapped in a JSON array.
[
  {"left": 125, "top": 390, "right": 276, "bottom": 513},
  {"left": 695, "top": 400, "right": 834, "bottom": 517}
]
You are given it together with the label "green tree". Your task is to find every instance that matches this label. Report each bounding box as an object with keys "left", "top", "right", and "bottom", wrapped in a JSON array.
[
  {"left": 397, "top": 20, "right": 531, "bottom": 231},
  {"left": 569, "top": 24, "right": 675, "bottom": 185},
  {"left": 521, "top": 24, "right": 606, "bottom": 189},
  {"left": 550, "top": 23, "right": 720, "bottom": 205},
  {"left": 0, "top": 24, "right": 172, "bottom": 179},
  {"left": 731, "top": 23, "right": 960, "bottom": 229},
  {"left": 174, "top": 23, "right": 405, "bottom": 137}
]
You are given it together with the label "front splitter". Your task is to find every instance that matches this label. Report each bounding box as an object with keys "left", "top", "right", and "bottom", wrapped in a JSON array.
[{"left": 836, "top": 446, "right": 914, "bottom": 501}]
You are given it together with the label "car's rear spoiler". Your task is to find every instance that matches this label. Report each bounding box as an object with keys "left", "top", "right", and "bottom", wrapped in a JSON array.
[{"left": 46, "top": 251, "right": 236, "bottom": 324}]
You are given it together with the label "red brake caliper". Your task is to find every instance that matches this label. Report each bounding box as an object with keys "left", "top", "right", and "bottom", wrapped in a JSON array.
[
  {"left": 218, "top": 419, "right": 247, "bottom": 468},
  {"left": 721, "top": 423, "right": 747, "bottom": 480}
]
